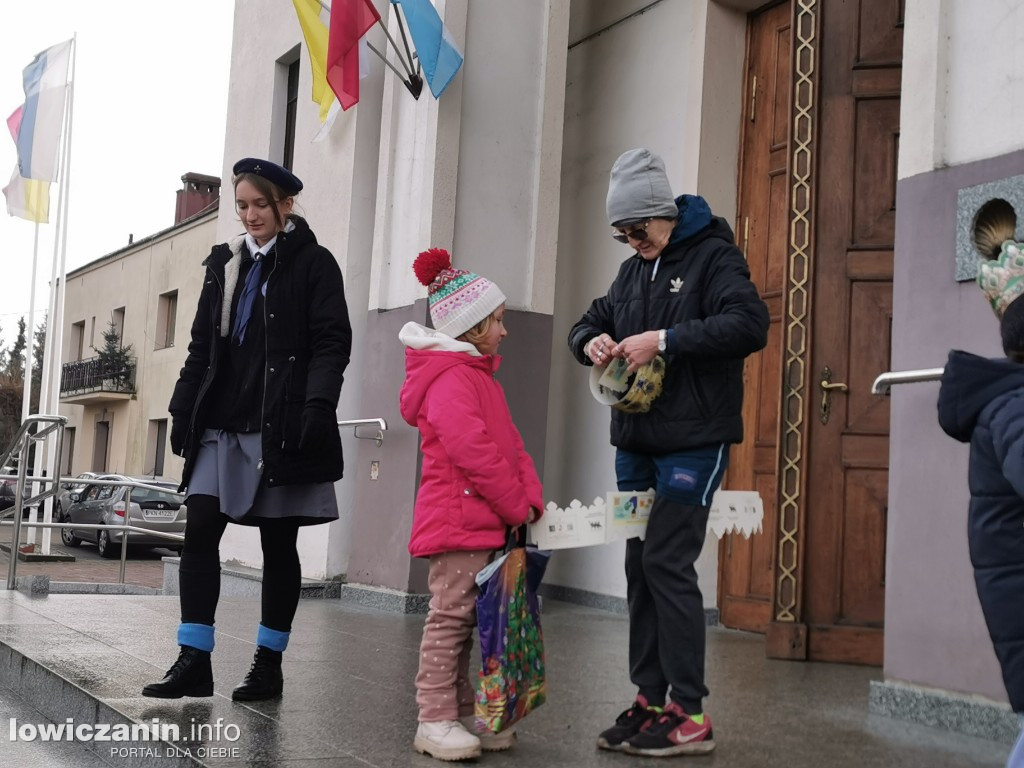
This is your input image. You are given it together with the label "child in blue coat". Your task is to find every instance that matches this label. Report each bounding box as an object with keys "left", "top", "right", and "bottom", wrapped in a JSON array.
[{"left": 938, "top": 233, "right": 1024, "bottom": 768}]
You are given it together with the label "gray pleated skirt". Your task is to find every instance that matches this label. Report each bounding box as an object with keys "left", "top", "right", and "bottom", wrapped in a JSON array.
[{"left": 187, "top": 429, "right": 339, "bottom": 526}]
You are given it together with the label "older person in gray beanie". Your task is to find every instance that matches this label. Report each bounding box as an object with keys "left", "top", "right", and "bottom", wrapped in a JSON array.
[{"left": 568, "top": 148, "right": 769, "bottom": 758}]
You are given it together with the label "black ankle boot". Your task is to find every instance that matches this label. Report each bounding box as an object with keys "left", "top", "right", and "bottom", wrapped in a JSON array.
[
  {"left": 231, "top": 646, "right": 283, "bottom": 701},
  {"left": 142, "top": 646, "right": 213, "bottom": 698}
]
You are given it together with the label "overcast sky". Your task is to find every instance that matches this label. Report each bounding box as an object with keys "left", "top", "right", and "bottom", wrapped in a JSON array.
[{"left": 0, "top": 1, "right": 235, "bottom": 351}]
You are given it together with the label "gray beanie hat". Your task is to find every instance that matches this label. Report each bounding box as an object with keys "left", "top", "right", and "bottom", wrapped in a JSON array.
[{"left": 606, "top": 148, "right": 678, "bottom": 226}]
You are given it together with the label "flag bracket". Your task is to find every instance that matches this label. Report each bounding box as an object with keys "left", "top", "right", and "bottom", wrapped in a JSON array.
[
  {"left": 405, "top": 73, "right": 423, "bottom": 99},
  {"left": 366, "top": 42, "right": 422, "bottom": 100}
]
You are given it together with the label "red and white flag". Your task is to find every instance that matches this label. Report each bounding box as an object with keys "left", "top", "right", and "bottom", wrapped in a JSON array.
[{"left": 326, "top": 0, "right": 380, "bottom": 110}]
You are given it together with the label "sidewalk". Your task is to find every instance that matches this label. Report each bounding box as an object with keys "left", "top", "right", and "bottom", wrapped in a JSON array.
[{"left": 0, "top": 588, "right": 1012, "bottom": 768}]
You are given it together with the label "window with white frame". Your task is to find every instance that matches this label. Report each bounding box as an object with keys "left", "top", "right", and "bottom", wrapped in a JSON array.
[
  {"left": 61, "top": 427, "right": 75, "bottom": 474},
  {"left": 112, "top": 307, "right": 125, "bottom": 343},
  {"left": 156, "top": 291, "right": 177, "bottom": 349},
  {"left": 70, "top": 321, "right": 85, "bottom": 361},
  {"left": 269, "top": 46, "right": 300, "bottom": 170},
  {"left": 146, "top": 419, "right": 168, "bottom": 477}
]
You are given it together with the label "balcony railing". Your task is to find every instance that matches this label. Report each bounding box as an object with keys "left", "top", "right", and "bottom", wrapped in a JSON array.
[{"left": 60, "top": 356, "right": 137, "bottom": 397}]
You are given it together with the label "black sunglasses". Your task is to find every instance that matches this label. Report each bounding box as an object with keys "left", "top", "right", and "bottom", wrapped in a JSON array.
[{"left": 611, "top": 219, "right": 652, "bottom": 244}]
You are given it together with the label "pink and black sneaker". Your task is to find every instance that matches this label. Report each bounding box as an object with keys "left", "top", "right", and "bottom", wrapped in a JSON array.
[
  {"left": 623, "top": 701, "right": 715, "bottom": 757},
  {"left": 596, "top": 695, "right": 661, "bottom": 751}
]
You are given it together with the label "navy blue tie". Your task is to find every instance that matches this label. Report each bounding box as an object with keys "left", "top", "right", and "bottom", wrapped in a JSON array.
[{"left": 232, "top": 256, "right": 263, "bottom": 345}]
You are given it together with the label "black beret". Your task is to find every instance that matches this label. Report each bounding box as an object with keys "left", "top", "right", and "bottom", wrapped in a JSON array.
[{"left": 232, "top": 157, "right": 303, "bottom": 196}]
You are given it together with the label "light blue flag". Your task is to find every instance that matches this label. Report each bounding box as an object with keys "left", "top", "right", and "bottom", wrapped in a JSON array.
[{"left": 391, "top": 0, "right": 464, "bottom": 98}]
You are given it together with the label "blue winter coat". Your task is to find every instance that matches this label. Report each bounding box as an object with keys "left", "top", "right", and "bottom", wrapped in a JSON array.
[{"left": 937, "top": 349, "right": 1024, "bottom": 711}]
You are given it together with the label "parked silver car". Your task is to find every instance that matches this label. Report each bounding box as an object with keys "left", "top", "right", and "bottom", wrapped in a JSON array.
[
  {"left": 54, "top": 471, "right": 101, "bottom": 519},
  {"left": 59, "top": 475, "right": 186, "bottom": 558}
]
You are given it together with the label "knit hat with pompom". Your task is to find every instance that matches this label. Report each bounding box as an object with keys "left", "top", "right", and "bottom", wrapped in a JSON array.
[{"left": 413, "top": 248, "right": 507, "bottom": 339}]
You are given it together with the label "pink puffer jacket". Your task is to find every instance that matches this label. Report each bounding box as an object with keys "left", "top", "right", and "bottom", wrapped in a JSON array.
[{"left": 399, "top": 323, "right": 544, "bottom": 558}]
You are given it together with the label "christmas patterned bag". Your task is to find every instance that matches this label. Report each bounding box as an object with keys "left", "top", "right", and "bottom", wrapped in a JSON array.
[{"left": 474, "top": 535, "right": 550, "bottom": 733}]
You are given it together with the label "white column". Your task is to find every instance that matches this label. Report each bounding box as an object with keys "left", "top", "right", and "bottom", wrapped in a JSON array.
[
  {"left": 525, "top": 1, "right": 571, "bottom": 316},
  {"left": 368, "top": 0, "right": 468, "bottom": 313},
  {"left": 898, "top": 0, "right": 949, "bottom": 178}
]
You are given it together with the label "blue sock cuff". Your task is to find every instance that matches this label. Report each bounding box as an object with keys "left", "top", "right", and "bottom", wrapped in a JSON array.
[
  {"left": 177, "top": 623, "right": 215, "bottom": 652},
  {"left": 257, "top": 624, "right": 290, "bottom": 652}
]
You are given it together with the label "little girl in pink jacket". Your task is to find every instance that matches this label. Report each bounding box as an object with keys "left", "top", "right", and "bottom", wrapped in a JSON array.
[{"left": 399, "top": 248, "right": 544, "bottom": 762}]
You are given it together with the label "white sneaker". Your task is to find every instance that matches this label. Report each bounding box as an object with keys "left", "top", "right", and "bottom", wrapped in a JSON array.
[
  {"left": 414, "top": 720, "right": 482, "bottom": 761},
  {"left": 460, "top": 715, "right": 517, "bottom": 752}
]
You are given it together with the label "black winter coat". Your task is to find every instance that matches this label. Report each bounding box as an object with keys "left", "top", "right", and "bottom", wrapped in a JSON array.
[
  {"left": 937, "top": 349, "right": 1024, "bottom": 711},
  {"left": 168, "top": 216, "right": 352, "bottom": 489},
  {"left": 568, "top": 195, "right": 769, "bottom": 453}
]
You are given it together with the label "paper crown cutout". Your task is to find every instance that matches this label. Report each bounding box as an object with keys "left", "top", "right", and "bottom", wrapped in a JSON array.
[
  {"left": 978, "top": 240, "right": 1024, "bottom": 317},
  {"left": 589, "top": 356, "right": 666, "bottom": 413}
]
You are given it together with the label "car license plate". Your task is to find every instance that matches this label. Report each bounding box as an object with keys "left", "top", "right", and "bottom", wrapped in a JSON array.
[{"left": 144, "top": 509, "right": 175, "bottom": 519}]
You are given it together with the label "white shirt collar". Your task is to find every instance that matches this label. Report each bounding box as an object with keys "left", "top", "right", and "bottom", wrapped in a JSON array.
[{"left": 244, "top": 219, "right": 296, "bottom": 260}]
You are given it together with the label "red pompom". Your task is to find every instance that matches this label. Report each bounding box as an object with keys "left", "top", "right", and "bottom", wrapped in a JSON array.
[{"left": 413, "top": 248, "right": 453, "bottom": 286}]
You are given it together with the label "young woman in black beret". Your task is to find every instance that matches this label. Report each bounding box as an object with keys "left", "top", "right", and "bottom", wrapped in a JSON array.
[{"left": 142, "top": 158, "right": 352, "bottom": 702}]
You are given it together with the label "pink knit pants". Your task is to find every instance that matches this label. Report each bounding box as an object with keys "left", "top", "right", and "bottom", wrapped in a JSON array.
[{"left": 416, "top": 549, "right": 493, "bottom": 722}]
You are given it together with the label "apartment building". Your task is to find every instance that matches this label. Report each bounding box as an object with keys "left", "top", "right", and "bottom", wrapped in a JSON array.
[{"left": 58, "top": 174, "right": 219, "bottom": 482}]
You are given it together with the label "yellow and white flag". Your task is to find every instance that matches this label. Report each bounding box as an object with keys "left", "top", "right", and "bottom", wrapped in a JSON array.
[
  {"left": 3, "top": 167, "right": 49, "bottom": 223},
  {"left": 292, "top": 0, "right": 337, "bottom": 123}
]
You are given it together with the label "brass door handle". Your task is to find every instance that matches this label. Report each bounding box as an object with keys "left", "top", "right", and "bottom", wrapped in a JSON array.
[{"left": 819, "top": 366, "right": 848, "bottom": 424}]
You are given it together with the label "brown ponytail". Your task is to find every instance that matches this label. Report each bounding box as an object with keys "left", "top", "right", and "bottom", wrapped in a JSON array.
[{"left": 973, "top": 199, "right": 1017, "bottom": 261}]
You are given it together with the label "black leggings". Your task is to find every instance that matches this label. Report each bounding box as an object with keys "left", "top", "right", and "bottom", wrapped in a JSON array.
[{"left": 179, "top": 494, "right": 302, "bottom": 634}]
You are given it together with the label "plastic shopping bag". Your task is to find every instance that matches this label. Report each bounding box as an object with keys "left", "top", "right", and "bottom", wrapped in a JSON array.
[{"left": 474, "top": 536, "right": 551, "bottom": 733}]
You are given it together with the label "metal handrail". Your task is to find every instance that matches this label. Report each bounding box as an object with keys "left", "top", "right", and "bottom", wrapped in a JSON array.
[
  {"left": 4, "top": 522, "right": 184, "bottom": 589},
  {"left": 1, "top": 415, "right": 67, "bottom": 578},
  {"left": 871, "top": 368, "right": 945, "bottom": 395},
  {"left": 338, "top": 417, "right": 388, "bottom": 447},
  {"left": 0, "top": 414, "right": 65, "bottom": 473},
  {"left": 4, "top": 475, "right": 185, "bottom": 589},
  {"left": 0, "top": 470, "right": 65, "bottom": 511},
  {"left": 7, "top": 476, "right": 185, "bottom": 493},
  {"left": 3, "top": 416, "right": 390, "bottom": 588}
]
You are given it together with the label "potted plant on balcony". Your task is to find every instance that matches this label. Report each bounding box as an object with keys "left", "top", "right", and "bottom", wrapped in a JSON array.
[{"left": 93, "top": 320, "right": 134, "bottom": 391}]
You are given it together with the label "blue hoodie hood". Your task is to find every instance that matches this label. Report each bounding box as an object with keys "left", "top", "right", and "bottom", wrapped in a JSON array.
[
  {"left": 668, "top": 194, "right": 714, "bottom": 244},
  {"left": 937, "top": 350, "right": 1024, "bottom": 442}
]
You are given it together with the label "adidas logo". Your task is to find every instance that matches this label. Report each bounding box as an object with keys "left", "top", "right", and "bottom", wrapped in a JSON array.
[{"left": 670, "top": 277, "right": 684, "bottom": 293}]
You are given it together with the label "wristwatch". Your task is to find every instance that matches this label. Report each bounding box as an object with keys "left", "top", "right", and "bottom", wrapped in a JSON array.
[{"left": 658, "top": 329, "right": 667, "bottom": 353}]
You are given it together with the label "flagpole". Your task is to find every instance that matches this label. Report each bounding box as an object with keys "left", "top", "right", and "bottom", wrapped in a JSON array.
[
  {"left": 50, "top": 34, "right": 76, "bottom": 419},
  {"left": 373, "top": 16, "right": 416, "bottom": 79},
  {"left": 365, "top": 37, "right": 422, "bottom": 98},
  {"left": 37, "top": 36, "right": 75, "bottom": 556},
  {"left": 366, "top": 41, "right": 412, "bottom": 84},
  {"left": 49, "top": 31, "right": 75, "bottom": 486},
  {"left": 37, "top": 83, "right": 70, "bottom": 466},
  {"left": 375, "top": 7, "right": 422, "bottom": 97},
  {"left": 19, "top": 222, "right": 41, "bottom": 548},
  {"left": 19, "top": 225, "right": 40, "bottom": 428},
  {"left": 391, "top": 3, "right": 417, "bottom": 79}
]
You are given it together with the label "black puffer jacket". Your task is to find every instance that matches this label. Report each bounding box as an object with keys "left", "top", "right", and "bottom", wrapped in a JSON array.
[
  {"left": 937, "top": 349, "right": 1024, "bottom": 711},
  {"left": 168, "top": 216, "right": 352, "bottom": 488},
  {"left": 568, "top": 195, "right": 769, "bottom": 453}
]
